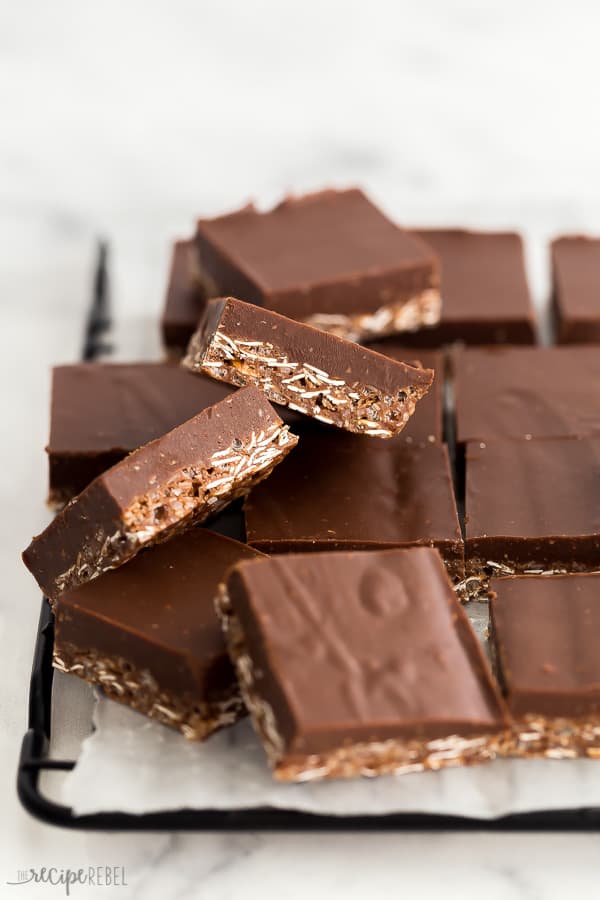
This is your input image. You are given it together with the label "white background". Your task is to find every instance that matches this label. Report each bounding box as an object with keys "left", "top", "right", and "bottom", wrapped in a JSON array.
[{"left": 2, "top": 1, "right": 600, "bottom": 897}]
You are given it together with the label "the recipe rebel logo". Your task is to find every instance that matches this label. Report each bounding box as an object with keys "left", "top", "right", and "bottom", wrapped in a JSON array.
[{"left": 6, "top": 866, "right": 128, "bottom": 895}]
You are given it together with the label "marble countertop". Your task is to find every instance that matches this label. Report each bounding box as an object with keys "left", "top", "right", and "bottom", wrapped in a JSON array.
[{"left": 3, "top": 1, "right": 600, "bottom": 896}]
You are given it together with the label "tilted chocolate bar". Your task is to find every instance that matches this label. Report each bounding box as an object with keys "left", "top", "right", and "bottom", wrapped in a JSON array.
[
  {"left": 551, "top": 236, "right": 600, "bottom": 343},
  {"left": 194, "top": 188, "right": 440, "bottom": 342},
  {"left": 23, "top": 386, "right": 297, "bottom": 601},
  {"left": 48, "top": 363, "right": 234, "bottom": 507},
  {"left": 366, "top": 345, "right": 443, "bottom": 445},
  {"left": 489, "top": 574, "right": 600, "bottom": 758},
  {"left": 54, "top": 529, "right": 263, "bottom": 739},
  {"left": 465, "top": 438, "right": 600, "bottom": 593},
  {"left": 454, "top": 346, "right": 600, "bottom": 445},
  {"left": 47, "top": 363, "right": 305, "bottom": 507},
  {"left": 217, "top": 548, "right": 507, "bottom": 781},
  {"left": 391, "top": 229, "right": 536, "bottom": 347},
  {"left": 244, "top": 434, "right": 463, "bottom": 581},
  {"left": 183, "top": 297, "right": 434, "bottom": 439},
  {"left": 161, "top": 239, "right": 206, "bottom": 352}
]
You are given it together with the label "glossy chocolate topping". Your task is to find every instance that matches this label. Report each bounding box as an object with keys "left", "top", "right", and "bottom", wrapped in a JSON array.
[
  {"left": 195, "top": 189, "right": 438, "bottom": 318},
  {"left": 490, "top": 574, "right": 600, "bottom": 717},
  {"left": 227, "top": 548, "right": 506, "bottom": 753},
  {"left": 244, "top": 432, "right": 462, "bottom": 574},
  {"left": 454, "top": 346, "right": 600, "bottom": 444},
  {"left": 466, "top": 438, "right": 600, "bottom": 569},
  {"left": 552, "top": 236, "right": 600, "bottom": 343},
  {"left": 56, "top": 528, "right": 263, "bottom": 697},
  {"left": 50, "top": 364, "right": 234, "bottom": 454},
  {"left": 394, "top": 228, "right": 536, "bottom": 346}
]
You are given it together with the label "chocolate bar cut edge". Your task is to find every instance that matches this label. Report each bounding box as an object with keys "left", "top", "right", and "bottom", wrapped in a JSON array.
[
  {"left": 54, "top": 637, "right": 244, "bottom": 741},
  {"left": 183, "top": 297, "right": 434, "bottom": 439}
]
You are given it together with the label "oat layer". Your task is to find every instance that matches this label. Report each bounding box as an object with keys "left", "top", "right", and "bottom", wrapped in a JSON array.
[
  {"left": 505, "top": 714, "right": 600, "bottom": 759},
  {"left": 54, "top": 641, "right": 244, "bottom": 740},
  {"left": 302, "top": 288, "right": 441, "bottom": 342},
  {"left": 457, "top": 559, "right": 600, "bottom": 601},
  {"left": 193, "top": 265, "right": 442, "bottom": 343},
  {"left": 185, "top": 331, "right": 430, "bottom": 439}
]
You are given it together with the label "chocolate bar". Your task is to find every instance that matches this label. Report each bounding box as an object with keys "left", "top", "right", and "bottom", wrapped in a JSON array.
[
  {"left": 217, "top": 548, "right": 507, "bottom": 780},
  {"left": 489, "top": 574, "right": 600, "bottom": 758},
  {"left": 161, "top": 239, "right": 206, "bottom": 352},
  {"left": 244, "top": 433, "right": 463, "bottom": 580},
  {"left": 23, "top": 386, "right": 297, "bottom": 601},
  {"left": 551, "top": 236, "right": 600, "bottom": 343},
  {"left": 183, "top": 297, "right": 434, "bottom": 439},
  {"left": 465, "top": 438, "right": 600, "bottom": 592},
  {"left": 454, "top": 346, "right": 600, "bottom": 444},
  {"left": 387, "top": 229, "right": 536, "bottom": 347},
  {"left": 47, "top": 363, "right": 306, "bottom": 507},
  {"left": 193, "top": 188, "right": 440, "bottom": 342},
  {"left": 54, "top": 529, "right": 263, "bottom": 739},
  {"left": 48, "top": 364, "right": 233, "bottom": 507}
]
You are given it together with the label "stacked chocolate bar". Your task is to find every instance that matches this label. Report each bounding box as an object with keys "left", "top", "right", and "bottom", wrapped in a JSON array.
[
  {"left": 162, "top": 189, "right": 536, "bottom": 351},
  {"left": 22, "top": 188, "right": 600, "bottom": 781}
]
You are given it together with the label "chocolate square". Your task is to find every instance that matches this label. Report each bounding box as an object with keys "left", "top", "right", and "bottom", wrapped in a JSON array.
[
  {"left": 218, "top": 547, "right": 507, "bottom": 780},
  {"left": 490, "top": 574, "right": 600, "bottom": 758},
  {"left": 552, "top": 236, "right": 600, "bottom": 343},
  {"left": 194, "top": 189, "right": 440, "bottom": 341},
  {"left": 465, "top": 438, "right": 600, "bottom": 586},
  {"left": 244, "top": 433, "right": 463, "bottom": 580},
  {"left": 454, "top": 346, "right": 600, "bottom": 444},
  {"left": 393, "top": 229, "right": 536, "bottom": 346},
  {"left": 54, "top": 529, "right": 262, "bottom": 739}
]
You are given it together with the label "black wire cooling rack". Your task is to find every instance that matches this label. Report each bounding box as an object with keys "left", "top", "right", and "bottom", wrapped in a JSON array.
[{"left": 16, "top": 244, "right": 600, "bottom": 830}]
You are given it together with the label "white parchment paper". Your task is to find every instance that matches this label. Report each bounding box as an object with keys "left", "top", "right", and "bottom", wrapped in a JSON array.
[{"left": 63, "top": 694, "right": 600, "bottom": 819}]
